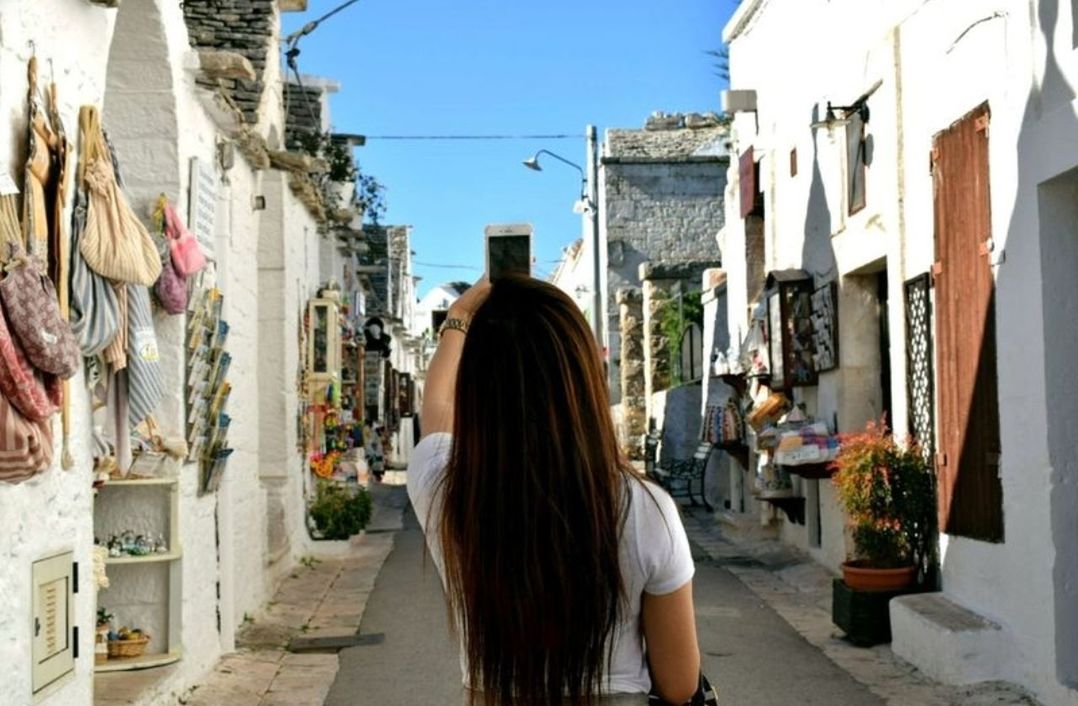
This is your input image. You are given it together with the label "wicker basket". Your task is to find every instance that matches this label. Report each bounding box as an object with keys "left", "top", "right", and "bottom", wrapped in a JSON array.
[{"left": 107, "top": 635, "right": 150, "bottom": 659}]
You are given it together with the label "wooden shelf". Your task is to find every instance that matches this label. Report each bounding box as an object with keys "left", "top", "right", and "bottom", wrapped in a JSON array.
[
  {"left": 105, "top": 551, "right": 182, "bottom": 566},
  {"left": 718, "top": 372, "right": 748, "bottom": 396},
  {"left": 95, "top": 649, "right": 182, "bottom": 673},
  {"left": 782, "top": 462, "right": 834, "bottom": 480},
  {"left": 101, "top": 477, "right": 178, "bottom": 487},
  {"left": 760, "top": 496, "right": 805, "bottom": 524},
  {"left": 717, "top": 440, "right": 750, "bottom": 469}
]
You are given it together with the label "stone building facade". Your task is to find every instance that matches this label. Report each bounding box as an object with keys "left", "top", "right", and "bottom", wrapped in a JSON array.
[
  {"left": 722, "top": 1, "right": 1078, "bottom": 704},
  {"left": 600, "top": 118, "right": 728, "bottom": 394},
  {"left": 598, "top": 115, "right": 728, "bottom": 454}
]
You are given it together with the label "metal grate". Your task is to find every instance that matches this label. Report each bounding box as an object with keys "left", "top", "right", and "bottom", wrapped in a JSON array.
[{"left": 904, "top": 273, "right": 935, "bottom": 458}]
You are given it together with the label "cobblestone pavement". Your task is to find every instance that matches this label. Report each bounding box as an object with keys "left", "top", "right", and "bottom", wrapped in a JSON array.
[
  {"left": 681, "top": 507, "right": 1041, "bottom": 706},
  {"left": 177, "top": 482, "right": 405, "bottom": 706}
]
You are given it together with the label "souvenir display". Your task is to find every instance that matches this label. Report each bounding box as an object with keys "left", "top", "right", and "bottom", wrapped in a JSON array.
[
  {"left": 305, "top": 292, "right": 366, "bottom": 485},
  {"left": 186, "top": 286, "right": 233, "bottom": 493}
]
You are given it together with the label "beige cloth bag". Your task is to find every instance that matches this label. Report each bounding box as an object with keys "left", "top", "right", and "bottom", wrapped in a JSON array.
[{"left": 77, "top": 106, "right": 161, "bottom": 286}]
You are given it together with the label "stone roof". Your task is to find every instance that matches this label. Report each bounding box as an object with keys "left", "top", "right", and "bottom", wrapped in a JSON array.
[
  {"left": 605, "top": 112, "right": 729, "bottom": 162},
  {"left": 183, "top": 0, "right": 275, "bottom": 124}
]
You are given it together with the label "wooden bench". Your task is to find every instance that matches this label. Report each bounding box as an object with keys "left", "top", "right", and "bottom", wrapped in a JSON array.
[{"left": 644, "top": 433, "right": 714, "bottom": 512}]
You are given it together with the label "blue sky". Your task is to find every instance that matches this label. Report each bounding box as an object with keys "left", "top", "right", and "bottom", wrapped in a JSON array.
[{"left": 283, "top": 1, "right": 737, "bottom": 296}]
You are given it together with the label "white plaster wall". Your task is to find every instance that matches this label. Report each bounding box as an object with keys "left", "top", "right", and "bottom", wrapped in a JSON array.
[
  {"left": 0, "top": 4, "right": 117, "bottom": 705},
  {"left": 550, "top": 240, "right": 595, "bottom": 322},
  {"left": 725, "top": 0, "right": 1078, "bottom": 701}
]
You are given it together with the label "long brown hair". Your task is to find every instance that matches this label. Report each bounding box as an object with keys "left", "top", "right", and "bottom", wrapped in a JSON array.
[{"left": 438, "top": 276, "right": 633, "bottom": 705}]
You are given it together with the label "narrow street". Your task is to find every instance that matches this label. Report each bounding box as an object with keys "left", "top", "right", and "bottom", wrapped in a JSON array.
[{"left": 327, "top": 487, "right": 882, "bottom": 705}]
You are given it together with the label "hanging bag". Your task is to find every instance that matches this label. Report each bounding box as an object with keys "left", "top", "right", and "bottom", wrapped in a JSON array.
[
  {"left": 69, "top": 190, "right": 121, "bottom": 356},
  {"left": 0, "top": 196, "right": 54, "bottom": 422},
  {"left": 77, "top": 106, "right": 161, "bottom": 286},
  {"left": 0, "top": 391, "right": 53, "bottom": 484},
  {"left": 163, "top": 202, "right": 206, "bottom": 277},
  {"left": 0, "top": 241, "right": 80, "bottom": 379},
  {"left": 152, "top": 197, "right": 188, "bottom": 315},
  {"left": 155, "top": 251, "right": 188, "bottom": 315}
]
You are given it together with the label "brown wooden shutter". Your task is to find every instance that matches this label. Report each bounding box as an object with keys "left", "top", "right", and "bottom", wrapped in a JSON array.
[
  {"left": 740, "top": 147, "right": 757, "bottom": 218},
  {"left": 931, "top": 102, "right": 1004, "bottom": 542}
]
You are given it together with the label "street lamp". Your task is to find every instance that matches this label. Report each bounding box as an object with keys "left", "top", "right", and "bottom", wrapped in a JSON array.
[{"left": 522, "top": 126, "right": 603, "bottom": 347}]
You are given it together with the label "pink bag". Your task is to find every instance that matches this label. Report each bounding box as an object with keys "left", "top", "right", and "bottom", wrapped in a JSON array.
[{"left": 164, "top": 203, "right": 206, "bottom": 277}]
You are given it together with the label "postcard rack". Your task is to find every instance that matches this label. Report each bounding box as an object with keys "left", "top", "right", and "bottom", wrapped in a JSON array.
[{"left": 185, "top": 288, "right": 234, "bottom": 494}]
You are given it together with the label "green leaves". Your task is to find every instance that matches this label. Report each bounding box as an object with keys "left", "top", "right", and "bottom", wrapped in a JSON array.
[{"left": 309, "top": 481, "right": 373, "bottom": 540}]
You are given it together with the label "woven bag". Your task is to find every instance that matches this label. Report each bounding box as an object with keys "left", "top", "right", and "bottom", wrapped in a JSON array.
[{"left": 77, "top": 107, "right": 161, "bottom": 286}]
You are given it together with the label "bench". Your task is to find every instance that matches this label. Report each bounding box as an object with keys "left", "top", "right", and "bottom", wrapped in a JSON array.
[{"left": 644, "top": 433, "right": 714, "bottom": 512}]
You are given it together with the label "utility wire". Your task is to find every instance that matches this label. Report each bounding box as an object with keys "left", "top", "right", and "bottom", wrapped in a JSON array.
[{"left": 364, "top": 134, "right": 580, "bottom": 141}]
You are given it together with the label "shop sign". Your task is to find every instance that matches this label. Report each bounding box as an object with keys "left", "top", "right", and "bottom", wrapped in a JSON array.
[{"left": 189, "top": 157, "right": 217, "bottom": 258}]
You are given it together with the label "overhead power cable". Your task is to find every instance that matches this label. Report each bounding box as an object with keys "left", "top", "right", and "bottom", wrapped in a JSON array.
[{"left": 364, "top": 134, "right": 581, "bottom": 141}]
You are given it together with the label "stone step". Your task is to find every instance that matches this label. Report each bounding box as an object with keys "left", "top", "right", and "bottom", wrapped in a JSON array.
[{"left": 890, "top": 591, "right": 1010, "bottom": 685}]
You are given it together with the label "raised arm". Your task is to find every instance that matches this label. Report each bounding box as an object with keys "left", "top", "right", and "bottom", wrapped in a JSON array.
[{"left": 420, "top": 278, "right": 490, "bottom": 438}]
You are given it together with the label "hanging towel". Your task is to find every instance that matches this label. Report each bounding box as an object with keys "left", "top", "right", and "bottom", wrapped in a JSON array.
[{"left": 125, "top": 286, "right": 163, "bottom": 427}]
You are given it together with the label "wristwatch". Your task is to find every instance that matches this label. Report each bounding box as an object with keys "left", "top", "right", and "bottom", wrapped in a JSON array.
[{"left": 438, "top": 317, "right": 469, "bottom": 339}]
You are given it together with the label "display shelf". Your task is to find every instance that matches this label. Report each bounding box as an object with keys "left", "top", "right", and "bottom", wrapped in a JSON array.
[
  {"left": 103, "top": 477, "right": 178, "bottom": 487},
  {"left": 94, "top": 462, "right": 182, "bottom": 673},
  {"left": 718, "top": 440, "right": 750, "bottom": 469},
  {"left": 760, "top": 496, "right": 805, "bottom": 524},
  {"left": 95, "top": 649, "right": 182, "bottom": 673},
  {"left": 105, "top": 552, "right": 182, "bottom": 566},
  {"left": 782, "top": 462, "right": 834, "bottom": 480}
]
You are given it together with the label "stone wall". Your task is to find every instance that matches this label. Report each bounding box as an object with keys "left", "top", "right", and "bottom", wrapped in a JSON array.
[
  {"left": 617, "top": 288, "right": 645, "bottom": 459},
  {"left": 600, "top": 120, "right": 728, "bottom": 404},
  {"left": 182, "top": 0, "right": 275, "bottom": 123},
  {"left": 640, "top": 261, "right": 721, "bottom": 409}
]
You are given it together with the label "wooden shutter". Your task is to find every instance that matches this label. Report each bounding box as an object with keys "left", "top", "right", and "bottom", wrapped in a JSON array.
[
  {"left": 931, "top": 102, "right": 1003, "bottom": 542},
  {"left": 32, "top": 552, "right": 76, "bottom": 694},
  {"left": 739, "top": 147, "right": 756, "bottom": 218}
]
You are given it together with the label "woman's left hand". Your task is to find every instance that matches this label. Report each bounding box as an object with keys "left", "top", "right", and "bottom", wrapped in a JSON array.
[{"left": 447, "top": 276, "right": 491, "bottom": 321}]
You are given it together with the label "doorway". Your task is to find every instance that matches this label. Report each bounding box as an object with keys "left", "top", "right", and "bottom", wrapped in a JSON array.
[{"left": 1039, "top": 165, "right": 1078, "bottom": 687}]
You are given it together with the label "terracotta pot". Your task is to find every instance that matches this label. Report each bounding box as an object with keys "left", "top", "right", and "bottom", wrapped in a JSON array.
[{"left": 841, "top": 561, "right": 917, "bottom": 592}]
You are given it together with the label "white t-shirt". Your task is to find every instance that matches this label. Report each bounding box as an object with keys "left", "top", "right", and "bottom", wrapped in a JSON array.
[{"left": 407, "top": 432, "right": 695, "bottom": 695}]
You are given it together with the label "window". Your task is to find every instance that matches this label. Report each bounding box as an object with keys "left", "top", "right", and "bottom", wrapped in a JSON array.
[{"left": 846, "top": 111, "right": 867, "bottom": 215}]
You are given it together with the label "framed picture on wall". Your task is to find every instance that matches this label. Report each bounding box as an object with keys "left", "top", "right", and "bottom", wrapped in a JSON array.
[
  {"left": 766, "top": 270, "right": 818, "bottom": 388},
  {"left": 811, "top": 282, "right": 839, "bottom": 372}
]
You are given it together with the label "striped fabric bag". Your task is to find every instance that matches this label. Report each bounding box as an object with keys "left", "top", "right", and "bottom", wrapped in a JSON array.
[
  {"left": 0, "top": 393, "right": 53, "bottom": 483},
  {"left": 125, "top": 286, "right": 163, "bottom": 427},
  {"left": 77, "top": 106, "right": 161, "bottom": 287},
  {"left": 69, "top": 190, "right": 121, "bottom": 357}
]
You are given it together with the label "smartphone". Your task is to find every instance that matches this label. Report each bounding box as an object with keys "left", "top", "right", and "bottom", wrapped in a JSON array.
[{"left": 485, "top": 223, "right": 533, "bottom": 280}]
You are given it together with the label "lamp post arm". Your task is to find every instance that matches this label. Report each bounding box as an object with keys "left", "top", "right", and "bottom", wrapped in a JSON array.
[{"left": 535, "top": 149, "right": 585, "bottom": 180}]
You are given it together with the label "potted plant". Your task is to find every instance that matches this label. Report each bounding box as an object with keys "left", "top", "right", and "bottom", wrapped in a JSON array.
[{"left": 831, "top": 418, "right": 935, "bottom": 592}]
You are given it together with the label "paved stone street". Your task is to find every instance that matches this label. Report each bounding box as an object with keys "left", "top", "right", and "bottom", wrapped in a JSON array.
[{"left": 177, "top": 483, "right": 1042, "bottom": 706}]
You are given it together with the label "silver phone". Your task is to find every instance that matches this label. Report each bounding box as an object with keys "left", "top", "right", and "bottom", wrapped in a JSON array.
[{"left": 484, "top": 223, "right": 533, "bottom": 281}]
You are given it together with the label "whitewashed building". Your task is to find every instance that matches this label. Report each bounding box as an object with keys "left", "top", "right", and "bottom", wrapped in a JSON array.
[
  {"left": 721, "top": 1, "right": 1078, "bottom": 703},
  {"left": 0, "top": 1, "right": 369, "bottom": 704}
]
